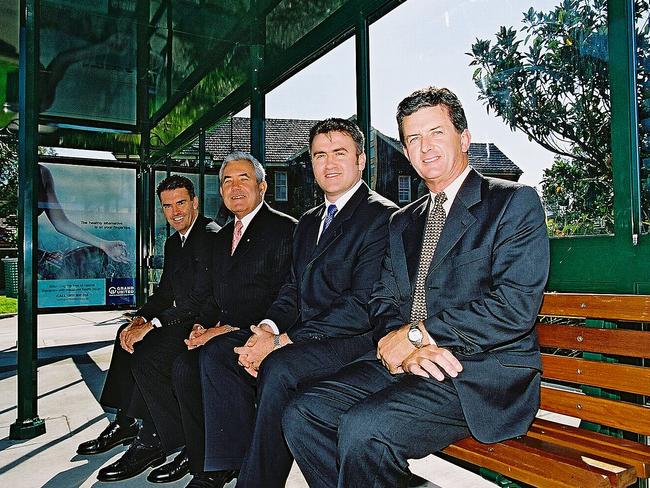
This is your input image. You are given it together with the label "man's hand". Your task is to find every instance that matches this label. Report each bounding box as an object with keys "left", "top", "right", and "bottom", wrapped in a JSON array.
[
  {"left": 235, "top": 324, "right": 285, "bottom": 377},
  {"left": 119, "top": 320, "right": 154, "bottom": 353},
  {"left": 185, "top": 324, "right": 239, "bottom": 350},
  {"left": 377, "top": 322, "right": 429, "bottom": 374},
  {"left": 402, "top": 344, "right": 463, "bottom": 381}
]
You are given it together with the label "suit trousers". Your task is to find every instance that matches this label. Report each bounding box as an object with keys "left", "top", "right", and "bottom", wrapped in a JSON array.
[
  {"left": 170, "top": 349, "right": 205, "bottom": 474},
  {"left": 129, "top": 322, "right": 193, "bottom": 453},
  {"left": 199, "top": 329, "right": 373, "bottom": 488},
  {"left": 282, "top": 354, "right": 471, "bottom": 488},
  {"left": 100, "top": 322, "right": 150, "bottom": 422}
]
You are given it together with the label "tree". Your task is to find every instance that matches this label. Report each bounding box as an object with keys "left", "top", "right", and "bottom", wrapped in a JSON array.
[
  {"left": 0, "top": 128, "right": 18, "bottom": 246},
  {"left": 468, "top": 0, "right": 649, "bottom": 235}
]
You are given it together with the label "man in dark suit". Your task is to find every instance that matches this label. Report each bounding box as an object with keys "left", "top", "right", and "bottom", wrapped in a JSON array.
[
  {"left": 283, "top": 87, "right": 550, "bottom": 488},
  {"left": 135, "top": 152, "right": 296, "bottom": 487},
  {"left": 76, "top": 175, "right": 220, "bottom": 482},
  {"left": 196, "top": 118, "right": 397, "bottom": 488}
]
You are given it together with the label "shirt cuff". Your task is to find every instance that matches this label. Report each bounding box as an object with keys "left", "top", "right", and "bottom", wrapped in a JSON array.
[
  {"left": 259, "top": 319, "right": 279, "bottom": 335},
  {"left": 150, "top": 317, "right": 162, "bottom": 328}
]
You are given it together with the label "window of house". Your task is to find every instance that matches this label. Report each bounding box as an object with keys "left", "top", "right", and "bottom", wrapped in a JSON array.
[
  {"left": 275, "top": 171, "right": 288, "bottom": 201},
  {"left": 398, "top": 175, "right": 411, "bottom": 203}
]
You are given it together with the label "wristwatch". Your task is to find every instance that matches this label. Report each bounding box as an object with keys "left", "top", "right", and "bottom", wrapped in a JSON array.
[{"left": 407, "top": 322, "right": 424, "bottom": 348}]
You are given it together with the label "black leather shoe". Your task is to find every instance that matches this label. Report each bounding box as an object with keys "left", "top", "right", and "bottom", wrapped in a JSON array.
[
  {"left": 147, "top": 447, "right": 189, "bottom": 483},
  {"left": 96, "top": 438, "right": 166, "bottom": 482},
  {"left": 77, "top": 420, "right": 139, "bottom": 455},
  {"left": 185, "top": 470, "right": 238, "bottom": 488}
]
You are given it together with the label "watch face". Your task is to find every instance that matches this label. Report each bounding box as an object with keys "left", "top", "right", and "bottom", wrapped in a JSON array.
[{"left": 408, "top": 327, "right": 423, "bottom": 342}]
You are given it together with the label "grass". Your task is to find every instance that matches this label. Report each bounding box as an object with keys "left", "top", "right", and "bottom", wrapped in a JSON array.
[{"left": 0, "top": 295, "right": 17, "bottom": 314}]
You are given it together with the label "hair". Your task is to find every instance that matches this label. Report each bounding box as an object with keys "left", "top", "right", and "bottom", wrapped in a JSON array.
[
  {"left": 396, "top": 86, "right": 468, "bottom": 145},
  {"left": 219, "top": 151, "right": 266, "bottom": 184},
  {"left": 309, "top": 118, "right": 365, "bottom": 156},
  {"left": 156, "top": 174, "right": 195, "bottom": 200}
]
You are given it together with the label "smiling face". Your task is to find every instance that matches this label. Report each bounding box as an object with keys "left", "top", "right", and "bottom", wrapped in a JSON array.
[
  {"left": 219, "top": 159, "right": 267, "bottom": 220},
  {"left": 160, "top": 187, "right": 198, "bottom": 234},
  {"left": 402, "top": 105, "right": 471, "bottom": 193},
  {"left": 310, "top": 130, "right": 366, "bottom": 202}
]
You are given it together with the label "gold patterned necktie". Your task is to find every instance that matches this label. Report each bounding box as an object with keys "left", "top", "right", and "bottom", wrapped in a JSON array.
[
  {"left": 410, "top": 192, "right": 447, "bottom": 322},
  {"left": 231, "top": 220, "right": 243, "bottom": 255}
]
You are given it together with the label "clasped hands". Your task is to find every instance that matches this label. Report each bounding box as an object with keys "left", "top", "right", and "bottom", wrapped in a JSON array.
[
  {"left": 235, "top": 324, "right": 289, "bottom": 378},
  {"left": 377, "top": 322, "right": 463, "bottom": 381},
  {"left": 185, "top": 323, "right": 240, "bottom": 350},
  {"left": 119, "top": 316, "right": 153, "bottom": 353}
]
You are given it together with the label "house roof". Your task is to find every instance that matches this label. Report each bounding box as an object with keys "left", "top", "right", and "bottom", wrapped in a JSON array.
[
  {"left": 385, "top": 135, "right": 521, "bottom": 177},
  {"left": 202, "top": 117, "right": 316, "bottom": 162},
  {"left": 198, "top": 118, "right": 522, "bottom": 177}
]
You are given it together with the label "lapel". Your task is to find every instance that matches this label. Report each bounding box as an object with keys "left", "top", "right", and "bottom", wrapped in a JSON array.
[
  {"left": 307, "top": 183, "right": 368, "bottom": 264},
  {"left": 403, "top": 196, "right": 429, "bottom": 281},
  {"left": 426, "top": 169, "right": 482, "bottom": 277}
]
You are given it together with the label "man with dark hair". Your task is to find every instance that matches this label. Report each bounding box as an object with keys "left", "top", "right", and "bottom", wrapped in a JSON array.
[
  {"left": 283, "top": 87, "right": 550, "bottom": 487},
  {"left": 194, "top": 118, "right": 397, "bottom": 488},
  {"left": 132, "top": 152, "right": 297, "bottom": 488},
  {"left": 76, "top": 175, "right": 221, "bottom": 482}
]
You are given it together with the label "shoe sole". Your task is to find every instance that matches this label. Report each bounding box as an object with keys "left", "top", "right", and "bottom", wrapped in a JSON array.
[
  {"left": 97, "top": 456, "right": 166, "bottom": 482},
  {"left": 147, "top": 465, "right": 190, "bottom": 483},
  {"left": 76, "top": 435, "right": 136, "bottom": 456}
]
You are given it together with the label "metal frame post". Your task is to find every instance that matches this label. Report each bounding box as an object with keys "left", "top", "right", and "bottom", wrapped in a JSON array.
[{"left": 10, "top": 0, "right": 45, "bottom": 440}]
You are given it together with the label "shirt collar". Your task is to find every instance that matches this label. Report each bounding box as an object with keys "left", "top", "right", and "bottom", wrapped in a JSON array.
[
  {"left": 178, "top": 214, "right": 198, "bottom": 241},
  {"left": 235, "top": 199, "right": 265, "bottom": 234},
  {"left": 428, "top": 165, "right": 472, "bottom": 213},
  {"left": 322, "top": 179, "right": 363, "bottom": 219}
]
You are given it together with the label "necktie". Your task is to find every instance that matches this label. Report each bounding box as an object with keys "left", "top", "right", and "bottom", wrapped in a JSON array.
[
  {"left": 322, "top": 204, "right": 338, "bottom": 233},
  {"left": 231, "top": 220, "right": 243, "bottom": 255},
  {"left": 180, "top": 235, "right": 186, "bottom": 247},
  {"left": 410, "top": 192, "right": 447, "bottom": 322}
]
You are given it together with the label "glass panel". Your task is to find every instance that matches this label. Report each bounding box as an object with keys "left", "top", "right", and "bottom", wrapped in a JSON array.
[
  {"left": 266, "top": 0, "right": 347, "bottom": 54},
  {"left": 151, "top": 2, "right": 251, "bottom": 144},
  {"left": 637, "top": 1, "right": 650, "bottom": 233},
  {"left": 40, "top": 0, "right": 137, "bottom": 126},
  {"left": 204, "top": 172, "right": 222, "bottom": 223},
  {"left": 265, "top": 37, "right": 355, "bottom": 218},
  {"left": 149, "top": 0, "right": 169, "bottom": 116},
  {"left": 370, "top": 0, "right": 612, "bottom": 236}
]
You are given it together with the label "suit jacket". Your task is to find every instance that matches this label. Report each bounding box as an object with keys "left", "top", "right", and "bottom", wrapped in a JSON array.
[
  {"left": 137, "top": 214, "right": 220, "bottom": 328},
  {"left": 370, "top": 168, "right": 549, "bottom": 443},
  {"left": 266, "top": 182, "right": 398, "bottom": 342},
  {"left": 196, "top": 202, "right": 297, "bottom": 328}
]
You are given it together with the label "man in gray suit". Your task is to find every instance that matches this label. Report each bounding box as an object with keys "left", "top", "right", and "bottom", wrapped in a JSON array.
[{"left": 283, "top": 87, "right": 550, "bottom": 488}]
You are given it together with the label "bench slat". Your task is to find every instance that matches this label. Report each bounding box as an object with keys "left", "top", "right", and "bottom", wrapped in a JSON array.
[
  {"left": 540, "top": 387, "right": 650, "bottom": 436},
  {"left": 540, "top": 293, "right": 650, "bottom": 322},
  {"left": 538, "top": 324, "right": 650, "bottom": 359},
  {"left": 541, "top": 354, "right": 650, "bottom": 396},
  {"left": 442, "top": 436, "right": 636, "bottom": 488},
  {"left": 529, "top": 419, "right": 650, "bottom": 478}
]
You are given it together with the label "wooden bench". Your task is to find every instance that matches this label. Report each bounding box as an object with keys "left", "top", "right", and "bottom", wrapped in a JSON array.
[{"left": 410, "top": 293, "right": 650, "bottom": 488}]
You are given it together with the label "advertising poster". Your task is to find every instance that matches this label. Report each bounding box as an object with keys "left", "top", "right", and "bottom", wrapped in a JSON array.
[{"left": 37, "top": 162, "right": 136, "bottom": 308}]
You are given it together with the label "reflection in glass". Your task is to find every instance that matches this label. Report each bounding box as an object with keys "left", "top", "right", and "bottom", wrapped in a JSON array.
[
  {"left": 40, "top": 0, "right": 136, "bottom": 125},
  {"left": 637, "top": 1, "right": 650, "bottom": 233}
]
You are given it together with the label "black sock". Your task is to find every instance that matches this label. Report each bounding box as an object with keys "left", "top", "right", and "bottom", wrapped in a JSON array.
[
  {"left": 137, "top": 420, "right": 161, "bottom": 448},
  {"left": 115, "top": 409, "right": 135, "bottom": 427}
]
